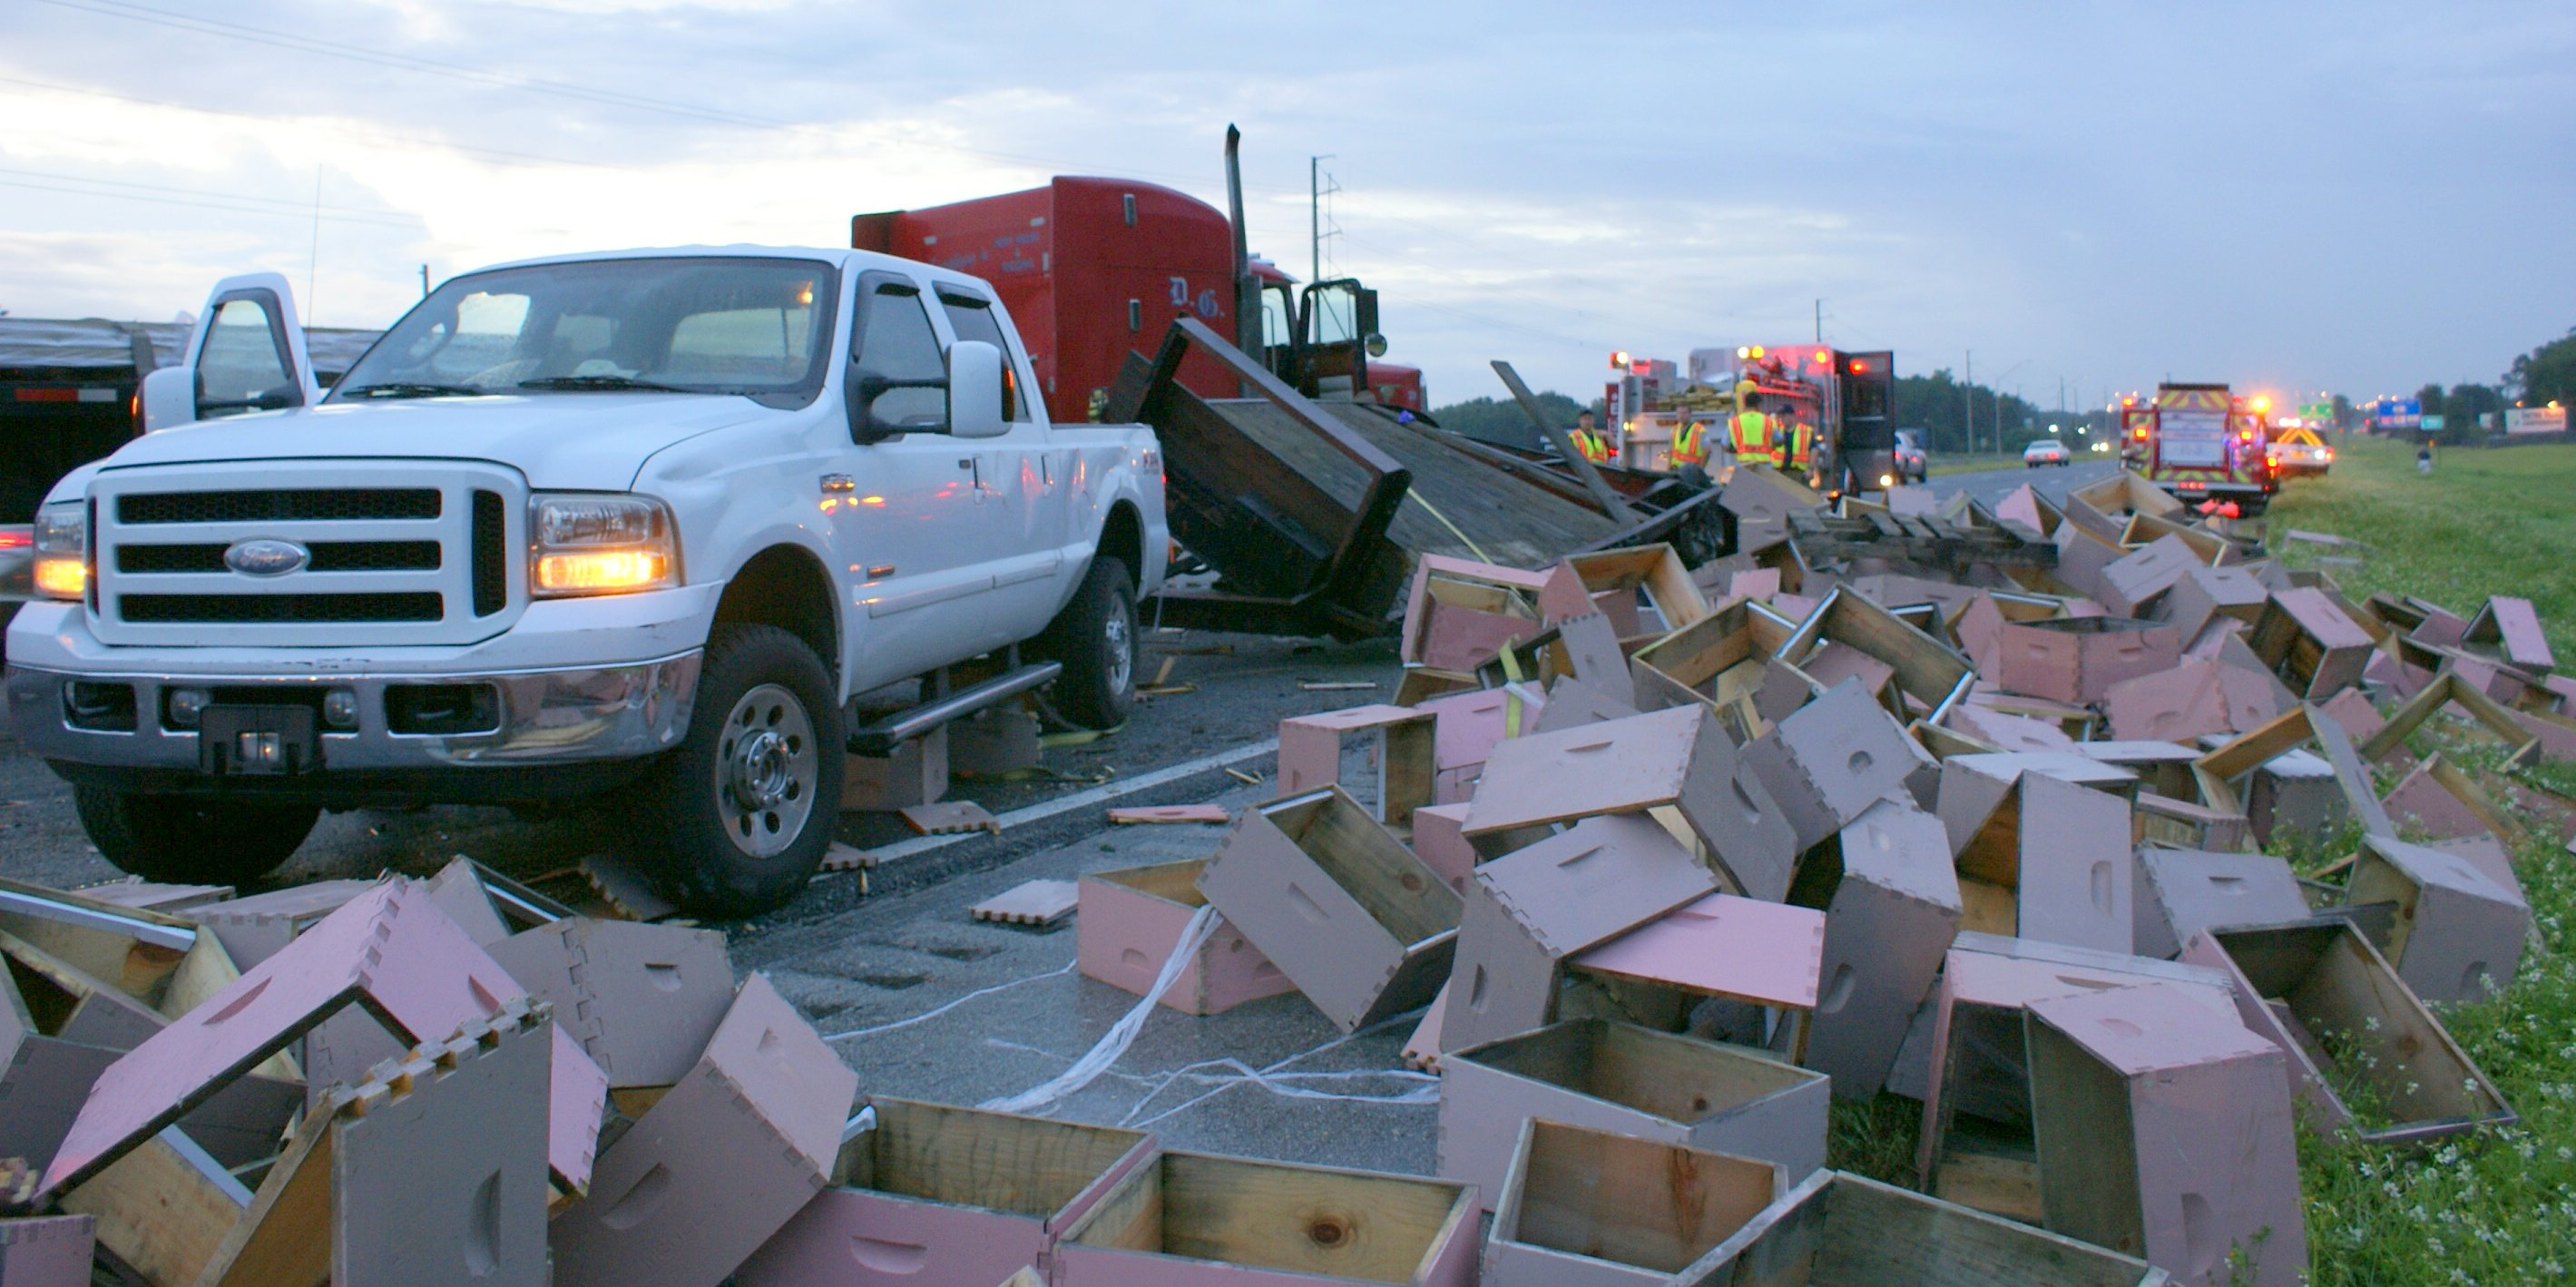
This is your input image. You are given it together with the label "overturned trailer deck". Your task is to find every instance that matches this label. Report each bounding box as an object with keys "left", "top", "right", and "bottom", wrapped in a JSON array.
[{"left": 1112, "top": 319, "right": 1668, "bottom": 637}]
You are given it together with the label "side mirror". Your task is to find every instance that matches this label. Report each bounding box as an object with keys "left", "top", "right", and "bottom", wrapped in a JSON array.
[
  {"left": 947, "top": 340, "right": 1007, "bottom": 439},
  {"left": 1364, "top": 333, "right": 1389, "bottom": 359},
  {"left": 139, "top": 367, "right": 198, "bottom": 432}
]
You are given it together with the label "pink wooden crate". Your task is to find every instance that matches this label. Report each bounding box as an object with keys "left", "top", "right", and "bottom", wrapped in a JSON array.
[{"left": 1076, "top": 860, "right": 1294, "bottom": 1016}]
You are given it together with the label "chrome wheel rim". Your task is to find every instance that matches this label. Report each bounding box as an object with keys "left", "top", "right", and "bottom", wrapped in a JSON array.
[
  {"left": 715, "top": 683, "right": 816, "bottom": 859},
  {"left": 1103, "top": 600, "right": 1134, "bottom": 694}
]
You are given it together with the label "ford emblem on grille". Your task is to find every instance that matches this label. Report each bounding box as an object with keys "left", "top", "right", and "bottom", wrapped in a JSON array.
[{"left": 223, "top": 538, "right": 310, "bottom": 577}]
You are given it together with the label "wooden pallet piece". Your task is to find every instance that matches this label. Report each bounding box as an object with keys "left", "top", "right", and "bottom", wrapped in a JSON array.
[{"left": 970, "top": 880, "right": 1082, "bottom": 928}]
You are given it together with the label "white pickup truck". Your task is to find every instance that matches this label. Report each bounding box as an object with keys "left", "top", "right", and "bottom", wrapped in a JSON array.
[{"left": 5, "top": 246, "right": 1167, "bottom": 914}]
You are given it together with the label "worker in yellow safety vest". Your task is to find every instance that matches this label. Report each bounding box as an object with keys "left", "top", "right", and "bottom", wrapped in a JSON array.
[
  {"left": 1787, "top": 417, "right": 1817, "bottom": 472},
  {"left": 1569, "top": 409, "right": 1612, "bottom": 463},
  {"left": 1728, "top": 390, "right": 1774, "bottom": 465},
  {"left": 1670, "top": 415, "right": 1713, "bottom": 469}
]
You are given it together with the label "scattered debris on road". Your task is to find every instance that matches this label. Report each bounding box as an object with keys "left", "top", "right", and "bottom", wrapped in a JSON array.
[{"left": 2, "top": 466, "right": 2568, "bottom": 1284}]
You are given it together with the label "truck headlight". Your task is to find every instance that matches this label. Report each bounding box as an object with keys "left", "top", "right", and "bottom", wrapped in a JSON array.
[
  {"left": 33, "top": 501, "right": 88, "bottom": 601},
  {"left": 529, "top": 494, "right": 678, "bottom": 597}
]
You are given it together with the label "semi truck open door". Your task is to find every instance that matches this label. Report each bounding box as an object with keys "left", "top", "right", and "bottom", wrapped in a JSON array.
[{"left": 140, "top": 271, "right": 318, "bottom": 430}]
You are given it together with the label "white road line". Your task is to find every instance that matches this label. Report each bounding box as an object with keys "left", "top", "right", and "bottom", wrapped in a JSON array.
[{"left": 817, "top": 737, "right": 1278, "bottom": 878}]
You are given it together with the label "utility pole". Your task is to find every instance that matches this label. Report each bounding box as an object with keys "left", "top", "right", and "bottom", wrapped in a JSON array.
[
  {"left": 1814, "top": 300, "right": 1823, "bottom": 344},
  {"left": 1309, "top": 154, "right": 1337, "bottom": 286},
  {"left": 1964, "top": 349, "right": 1974, "bottom": 454}
]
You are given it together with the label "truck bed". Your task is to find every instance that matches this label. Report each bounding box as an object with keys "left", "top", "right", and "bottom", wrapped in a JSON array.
[{"left": 1210, "top": 398, "right": 1623, "bottom": 568}]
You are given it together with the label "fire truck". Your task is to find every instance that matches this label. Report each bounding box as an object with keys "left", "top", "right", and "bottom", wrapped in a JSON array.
[
  {"left": 2120, "top": 383, "right": 2281, "bottom": 514},
  {"left": 848, "top": 132, "right": 1422, "bottom": 423},
  {"left": 1716, "top": 343, "right": 1897, "bottom": 494}
]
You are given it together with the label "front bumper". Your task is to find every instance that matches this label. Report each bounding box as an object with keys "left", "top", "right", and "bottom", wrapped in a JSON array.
[{"left": 6, "top": 651, "right": 701, "bottom": 781}]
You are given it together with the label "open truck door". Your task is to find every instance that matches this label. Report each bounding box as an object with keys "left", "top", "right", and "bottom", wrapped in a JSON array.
[{"left": 140, "top": 271, "right": 319, "bottom": 431}]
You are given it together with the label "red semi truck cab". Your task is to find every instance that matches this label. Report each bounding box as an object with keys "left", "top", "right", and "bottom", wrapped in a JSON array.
[
  {"left": 2122, "top": 382, "right": 2278, "bottom": 515},
  {"left": 853, "top": 177, "right": 1422, "bottom": 422}
]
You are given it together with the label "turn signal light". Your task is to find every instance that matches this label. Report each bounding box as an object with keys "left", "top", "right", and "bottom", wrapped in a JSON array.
[
  {"left": 34, "top": 557, "right": 86, "bottom": 598},
  {"left": 535, "top": 549, "right": 668, "bottom": 594}
]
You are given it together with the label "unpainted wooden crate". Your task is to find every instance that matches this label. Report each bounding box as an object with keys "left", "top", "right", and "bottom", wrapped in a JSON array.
[
  {"left": 1053, "top": 1149, "right": 1478, "bottom": 1287},
  {"left": 2024, "top": 983, "right": 2304, "bottom": 1285},
  {"left": 1197, "top": 787, "right": 1461, "bottom": 1032},
  {"left": 736, "top": 1097, "right": 1155, "bottom": 1287},
  {"left": 1075, "top": 859, "right": 1294, "bottom": 1016},
  {"left": 2180, "top": 919, "right": 2514, "bottom": 1145},
  {"left": 1439, "top": 1019, "right": 1827, "bottom": 1222},
  {"left": 1482, "top": 1119, "right": 1785, "bottom": 1287},
  {"left": 1671, "top": 1169, "right": 2170, "bottom": 1286}
]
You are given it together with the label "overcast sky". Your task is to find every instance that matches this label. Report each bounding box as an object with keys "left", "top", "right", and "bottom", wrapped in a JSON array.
[{"left": 3, "top": 0, "right": 2571, "bottom": 409}]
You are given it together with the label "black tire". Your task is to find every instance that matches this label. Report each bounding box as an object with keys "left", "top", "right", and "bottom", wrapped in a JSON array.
[
  {"left": 1038, "top": 555, "right": 1138, "bottom": 730},
  {"left": 73, "top": 786, "right": 316, "bottom": 885},
  {"left": 621, "top": 624, "right": 844, "bottom": 919}
]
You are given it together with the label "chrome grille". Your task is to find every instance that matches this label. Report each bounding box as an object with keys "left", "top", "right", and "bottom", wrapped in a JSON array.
[
  {"left": 118, "top": 487, "right": 442, "bottom": 525},
  {"left": 89, "top": 462, "right": 524, "bottom": 647}
]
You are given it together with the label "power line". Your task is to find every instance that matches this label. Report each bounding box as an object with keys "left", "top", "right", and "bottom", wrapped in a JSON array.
[
  {"left": 0, "top": 74, "right": 623, "bottom": 171},
  {"left": 0, "top": 165, "right": 422, "bottom": 222},
  {"left": 0, "top": 174, "right": 423, "bottom": 229}
]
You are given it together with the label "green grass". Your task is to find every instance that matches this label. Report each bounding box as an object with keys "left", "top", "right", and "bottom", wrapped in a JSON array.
[
  {"left": 2267, "top": 434, "right": 2576, "bottom": 663},
  {"left": 1823, "top": 435, "right": 2576, "bottom": 1282}
]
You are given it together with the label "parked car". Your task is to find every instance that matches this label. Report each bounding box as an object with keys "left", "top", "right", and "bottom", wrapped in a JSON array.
[
  {"left": 5, "top": 250, "right": 1168, "bottom": 915},
  {"left": 2267, "top": 429, "right": 2335, "bottom": 477},
  {"left": 2023, "top": 438, "right": 2071, "bottom": 467},
  {"left": 1892, "top": 428, "right": 1928, "bottom": 483}
]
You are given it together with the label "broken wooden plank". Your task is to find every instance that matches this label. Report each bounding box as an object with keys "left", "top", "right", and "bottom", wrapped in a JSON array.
[{"left": 1107, "top": 804, "right": 1232, "bottom": 825}]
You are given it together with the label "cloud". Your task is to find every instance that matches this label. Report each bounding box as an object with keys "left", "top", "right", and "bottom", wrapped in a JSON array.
[{"left": 3, "top": 0, "right": 2572, "bottom": 404}]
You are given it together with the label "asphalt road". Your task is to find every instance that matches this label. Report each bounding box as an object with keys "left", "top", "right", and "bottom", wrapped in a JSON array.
[
  {"left": 1922, "top": 452, "right": 2122, "bottom": 511},
  {"left": 0, "top": 456, "right": 2099, "bottom": 1179}
]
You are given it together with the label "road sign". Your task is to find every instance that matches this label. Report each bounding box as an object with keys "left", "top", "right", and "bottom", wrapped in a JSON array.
[
  {"left": 2506, "top": 407, "right": 2568, "bottom": 435},
  {"left": 2301, "top": 402, "right": 2333, "bottom": 422},
  {"left": 2373, "top": 398, "right": 2421, "bottom": 430},
  {"left": 2420, "top": 415, "right": 2447, "bottom": 431}
]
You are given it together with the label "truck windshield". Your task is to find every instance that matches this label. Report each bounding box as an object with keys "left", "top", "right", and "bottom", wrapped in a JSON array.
[{"left": 333, "top": 256, "right": 838, "bottom": 402}]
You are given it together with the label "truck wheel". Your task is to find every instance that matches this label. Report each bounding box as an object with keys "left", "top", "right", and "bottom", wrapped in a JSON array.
[
  {"left": 73, "top": 787, "right": 317, "bottom": 885},
  {"left": 1040, "top": 556, "right": 1137, "bottom": 730},
  {"left": 623, "top": 624, "right": 844, "bottom": 919}
]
